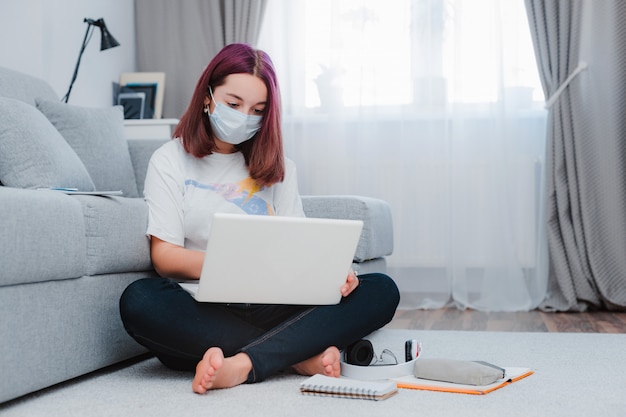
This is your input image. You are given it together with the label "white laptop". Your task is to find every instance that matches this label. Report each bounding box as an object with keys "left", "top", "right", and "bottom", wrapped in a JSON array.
[{"left": 179, "top": 213, "right": 363, "bottom": 305}]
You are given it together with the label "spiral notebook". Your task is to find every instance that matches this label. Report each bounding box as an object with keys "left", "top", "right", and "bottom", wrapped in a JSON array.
[{"left": 299, "top": 374, "right": 398, "bottom": 401}]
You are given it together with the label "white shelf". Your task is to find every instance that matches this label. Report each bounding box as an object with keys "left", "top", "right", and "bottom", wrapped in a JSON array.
[{"left": 123, "top": 118, "right": 179, "bottom": 140}]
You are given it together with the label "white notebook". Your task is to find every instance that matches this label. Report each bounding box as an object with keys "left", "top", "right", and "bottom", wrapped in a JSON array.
[
  {"left": 38, "top": 188, "right": 123, "bottom": 196},
  {"left": 300, "top": 374, "right": 398, "bottom": 401}
]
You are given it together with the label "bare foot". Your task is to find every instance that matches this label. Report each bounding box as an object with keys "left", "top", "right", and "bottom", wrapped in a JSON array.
[
  {"left": 192, "top": 347, "right": 252, "bottom": 394},
  {"left": 292, "top": 346, "right": 341, "bottom": 378}
]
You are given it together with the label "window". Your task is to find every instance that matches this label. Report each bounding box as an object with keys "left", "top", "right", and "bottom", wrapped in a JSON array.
[
  {"left": 260, "top": 0, "right": 544, "bottom": 110},
  {"left": 303, "top": 0, "right": 413, "bottom": 107}
]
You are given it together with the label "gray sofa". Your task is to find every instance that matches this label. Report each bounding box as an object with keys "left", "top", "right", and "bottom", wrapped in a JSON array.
[{"left": 0, "top": 67, "right": 394, "bottom": 404}]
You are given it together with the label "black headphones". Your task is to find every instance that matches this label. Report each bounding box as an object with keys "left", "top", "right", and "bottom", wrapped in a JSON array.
[{"left": 344, "top": 339, "right": 420, "bottom": 366}]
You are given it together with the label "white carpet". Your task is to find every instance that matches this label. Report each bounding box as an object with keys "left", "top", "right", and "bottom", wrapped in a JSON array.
[{"left": 2, "top": 329, "right": 625, "bottom": 417}]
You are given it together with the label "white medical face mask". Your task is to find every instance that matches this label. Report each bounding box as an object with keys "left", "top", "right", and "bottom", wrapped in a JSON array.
[{"left": 206, "top": 88, "right": 263, "bottom": 145}]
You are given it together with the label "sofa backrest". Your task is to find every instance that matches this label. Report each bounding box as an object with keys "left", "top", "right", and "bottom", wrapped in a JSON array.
[
  {"left": 127, "top": 139, "right": 169, "bottom": 195},
  {"left": 0, "top": 67, "right": 58, "bottom": 106}
]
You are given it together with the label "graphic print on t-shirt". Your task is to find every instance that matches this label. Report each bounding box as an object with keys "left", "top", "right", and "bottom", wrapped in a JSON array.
[{"left": 185, "top": 178, "right": 274, "bottom": 215}]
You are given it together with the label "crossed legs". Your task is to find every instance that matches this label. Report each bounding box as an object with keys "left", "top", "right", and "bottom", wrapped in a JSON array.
[{"left": 120, "top": 273, "right": 399, "bottom": 394}]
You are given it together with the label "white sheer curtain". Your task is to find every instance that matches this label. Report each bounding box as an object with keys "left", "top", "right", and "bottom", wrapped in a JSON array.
[{"left": 258, "top": 0, "right": 549, "bottom": 311}]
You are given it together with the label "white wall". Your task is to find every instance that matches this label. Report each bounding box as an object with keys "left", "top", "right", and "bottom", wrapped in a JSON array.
[{"left": 0, "top": 0, "right": 136, "bottom": 107}]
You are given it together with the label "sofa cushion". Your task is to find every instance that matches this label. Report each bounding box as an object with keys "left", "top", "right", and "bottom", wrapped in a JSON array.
[
  {"left": 36, "top": 100, "right": 140, "bottom": 197},
  {"left": 0, "top": 97, "right": 96, "bottom": 191},
  {"left": 0, "top": 187, "right": 88, "bottom": 286},
  {"left": 72, "top": 195, "right": 152, "bottom": 275},
  {"left": 0, "top": 66, "right": 58, "bottom": 106}
]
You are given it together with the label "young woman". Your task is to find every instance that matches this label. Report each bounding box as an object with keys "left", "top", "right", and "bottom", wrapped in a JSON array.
[{"left": 119, "top": 43, "right": 400, "bottom": 394}]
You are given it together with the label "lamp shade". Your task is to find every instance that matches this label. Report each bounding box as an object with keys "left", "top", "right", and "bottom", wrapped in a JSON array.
[{"left": 93, "top": 18, "right": 120, "bottom": 50}]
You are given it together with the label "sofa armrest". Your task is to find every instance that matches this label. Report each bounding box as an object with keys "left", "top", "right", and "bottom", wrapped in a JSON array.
[
  {"left": 301, "top": 195, "right": 393, "bottom": 262},
  {"left": 127, "top": 139, "right": 169, "bottom": 196}
]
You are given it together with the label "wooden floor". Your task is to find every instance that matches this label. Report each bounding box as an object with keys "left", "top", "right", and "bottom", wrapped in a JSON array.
[{"left": 386, "top": 308, "right": 626, "bottom": 333}]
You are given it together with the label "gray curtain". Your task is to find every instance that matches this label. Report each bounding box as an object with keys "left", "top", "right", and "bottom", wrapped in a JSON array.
[
  {"left": 135, "top": 0, "right": 267, "bottom": 119},
  {"left": 525, "top": 0, "right": 626, "bottom": 311}
]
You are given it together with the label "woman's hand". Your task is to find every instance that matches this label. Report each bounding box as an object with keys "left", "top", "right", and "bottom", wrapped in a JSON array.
[{"left": 340, "top": 269, "right": 359, "bottom": 297}]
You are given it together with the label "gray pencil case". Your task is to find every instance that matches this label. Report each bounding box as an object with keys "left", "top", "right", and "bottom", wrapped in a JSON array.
[{"left": 413, "top": 358, "right": 505, "bottom": 386}]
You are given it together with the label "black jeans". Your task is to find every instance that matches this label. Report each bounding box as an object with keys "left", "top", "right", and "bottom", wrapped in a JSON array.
[{"left": 119, "top": 273, "right": 399, "bottom": 382}]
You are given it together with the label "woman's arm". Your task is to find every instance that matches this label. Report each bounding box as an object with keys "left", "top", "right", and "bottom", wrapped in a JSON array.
[{"left": 150, "top": 236, "right": 205, "bottom": 280}]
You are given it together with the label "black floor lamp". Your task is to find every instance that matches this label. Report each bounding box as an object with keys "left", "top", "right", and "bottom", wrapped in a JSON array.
[{"left": 62, "top": 18, "right": 120, "bottom": 103}]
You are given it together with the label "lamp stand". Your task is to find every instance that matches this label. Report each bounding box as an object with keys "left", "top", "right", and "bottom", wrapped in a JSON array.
[{"left": 62, "top": 22, "right": 94, "bottom": 103}]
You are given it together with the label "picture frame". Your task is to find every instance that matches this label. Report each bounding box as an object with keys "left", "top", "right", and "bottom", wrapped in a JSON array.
[{"left": 119, "top": 72, "right": 165, "bottom": 119}]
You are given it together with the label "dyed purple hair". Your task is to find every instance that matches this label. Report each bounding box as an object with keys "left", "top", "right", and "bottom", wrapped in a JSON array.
[{"left": 174, "top": 43, "right": 284, "bottom": 187}]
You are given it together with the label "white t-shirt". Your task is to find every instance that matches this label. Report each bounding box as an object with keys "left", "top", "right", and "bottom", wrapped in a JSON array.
[{"left": 144, "top": 139, "right": 304, "bottom": 251}]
